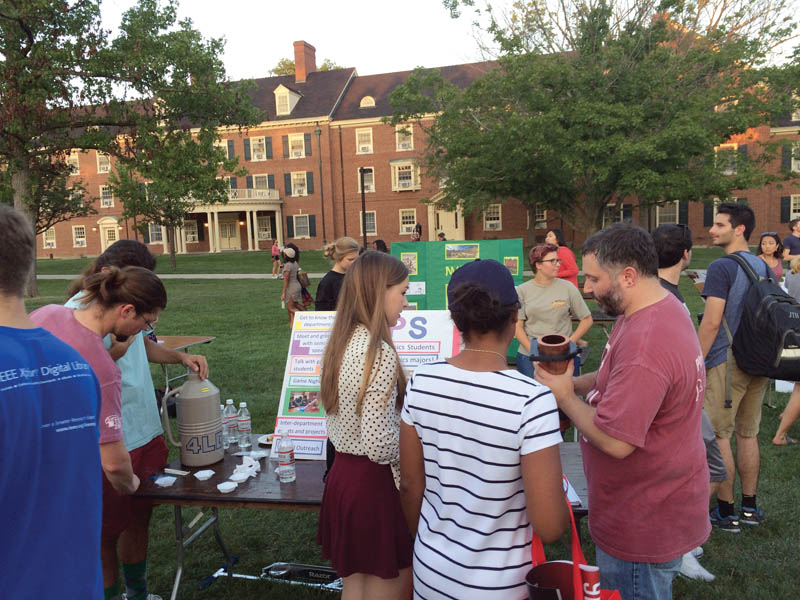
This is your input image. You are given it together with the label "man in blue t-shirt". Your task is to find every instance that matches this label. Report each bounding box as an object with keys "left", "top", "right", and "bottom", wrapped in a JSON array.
[
  {"left": 0, "top": 205, "right": 103, "bottom": 598},
  {"left": 697, "top": 203, "right": 770, "bottom": 533},
  {"left": 782, "top": 218, "right": 800, "bottom": 261}
]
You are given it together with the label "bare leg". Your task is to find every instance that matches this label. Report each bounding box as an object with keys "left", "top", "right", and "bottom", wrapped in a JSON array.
[
  {"left": 342, "top": 569, "right": 412, "bottom": 600},
  {"left": 715, "top": 437, "right": 735, "bottom": 503},
  {"left": 735, "top": 434, "right": 760, "bottom": 496},
  {"left": 773, "top": 383, "right": 800, "bottom": 445},
  {"left": 101, "top": 537, "right": 120, "bottom": 588}
]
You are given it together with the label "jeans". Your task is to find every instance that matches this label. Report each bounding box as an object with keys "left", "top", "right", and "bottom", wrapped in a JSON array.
[{"left": 595, "top": 546, "right": 681, "bottom": 600}]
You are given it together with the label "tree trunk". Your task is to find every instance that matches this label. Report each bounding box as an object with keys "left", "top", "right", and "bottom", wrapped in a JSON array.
[
  {"left": 168, "top": 226, "right": 177, "bottom": 269},
  {"left": 12, "top": 167, "right": 39, "bottom": 298}
]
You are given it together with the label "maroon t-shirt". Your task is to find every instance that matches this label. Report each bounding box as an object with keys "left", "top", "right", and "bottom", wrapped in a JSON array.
[{"left": 582, "top": 293, "right": 710, "bottom": 562}]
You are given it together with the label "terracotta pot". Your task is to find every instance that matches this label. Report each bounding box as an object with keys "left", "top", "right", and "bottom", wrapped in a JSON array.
[{"left": 537, "top": 334, "right": 571, "bottom": 375}]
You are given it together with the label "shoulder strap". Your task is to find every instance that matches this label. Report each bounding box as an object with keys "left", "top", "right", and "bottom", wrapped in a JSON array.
[{"left": 722, "top": 252, "right": 772, "bottom": 284}]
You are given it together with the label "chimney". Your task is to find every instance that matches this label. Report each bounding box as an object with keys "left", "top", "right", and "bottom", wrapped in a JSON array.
[{"left": 293, "top": 40, "right": 316, "bottom": 83}]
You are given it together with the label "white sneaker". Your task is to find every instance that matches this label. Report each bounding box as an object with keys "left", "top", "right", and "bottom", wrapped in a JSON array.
[
  {"left": 680, "top": 551, "right": 715, "bottom": 582},
  {"left": 691, "top": 546, "right": 704, "bottom": 559}
]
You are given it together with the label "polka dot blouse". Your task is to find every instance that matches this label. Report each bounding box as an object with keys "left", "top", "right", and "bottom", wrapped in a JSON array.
[{"left": 325, "top": 325, "right": 403, "bottom": 488}]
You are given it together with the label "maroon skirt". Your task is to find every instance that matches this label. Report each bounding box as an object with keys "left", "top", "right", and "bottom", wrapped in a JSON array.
[{"left": 317, "top": 452, "right": 413, "bottom": 579}]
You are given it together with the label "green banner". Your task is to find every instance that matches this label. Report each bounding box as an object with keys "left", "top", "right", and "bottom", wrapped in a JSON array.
[{"left": 392, "top": 239, "right": 525, "bottom": 358}]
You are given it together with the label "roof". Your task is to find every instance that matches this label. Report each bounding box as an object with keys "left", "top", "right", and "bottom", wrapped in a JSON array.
[
  {"left": 333, "top": 61, "right": 495, "bottom": 121},
  {"left": 247, "top": 68, "right": 356, "bottom": 121}
]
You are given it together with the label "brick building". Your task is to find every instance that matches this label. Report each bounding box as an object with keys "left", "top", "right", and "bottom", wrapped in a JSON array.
[{"left": 37, "top": 41, "right": 800, "bottom": 258}]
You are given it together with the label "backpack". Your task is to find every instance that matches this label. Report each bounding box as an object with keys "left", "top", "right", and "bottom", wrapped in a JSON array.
[{"left": 722, "top": 253, "right": 800, "bottom": 380}]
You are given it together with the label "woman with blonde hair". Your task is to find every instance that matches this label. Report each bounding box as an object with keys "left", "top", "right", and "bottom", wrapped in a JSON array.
[
  {"left": 316, "top": 237, "right": 360, "bottom": 311},
  {"left": 773, "top": 257, "right": 800, "bottom": 445},
  {"left": 317, "top": 251, "right": 412, "bottom": 600}
]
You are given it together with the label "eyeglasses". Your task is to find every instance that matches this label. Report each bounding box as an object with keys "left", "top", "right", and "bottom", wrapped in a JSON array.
[
  {"left": 139, "top": 314, "right": 158, "bottom": 332},
  {"left": 540, "top": 258, "right": 562, "bottom": 265}
]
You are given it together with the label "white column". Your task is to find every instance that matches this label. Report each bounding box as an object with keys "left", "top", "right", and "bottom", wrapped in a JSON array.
[
  {"left": 251, "top": 210, "right": 259, "bottom": 251},
  {"left": 161, "top": 226, "right": 168, "bottom": 255},
  {"left": 245, "top": 210, "right": 254, "bottom": 251},
  {"left": 179, "top": 226, "right": 187, "bottom": 254},
  {"left": 206, "top": 212, "right": 214, "bottom": 253},
  {"left": 213, "top": 211, "right": 222, "bottom": 253},
  {"left": 275, "top": 207, "right": 284, "bottom": 248}
]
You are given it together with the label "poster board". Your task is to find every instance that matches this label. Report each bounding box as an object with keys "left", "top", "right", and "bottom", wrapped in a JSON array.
[{"left": 274, "top": 310, "right": 462, "bottom": 459}]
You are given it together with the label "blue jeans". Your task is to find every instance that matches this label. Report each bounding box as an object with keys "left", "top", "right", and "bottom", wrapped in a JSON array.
[{"left": 595, "top": 546, "right": 681, "bottom": 600}]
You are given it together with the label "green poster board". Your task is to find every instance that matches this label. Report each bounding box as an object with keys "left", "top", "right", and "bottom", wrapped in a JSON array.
[{"left": 392, "top": 239, "right": 524, "bottom": 358}]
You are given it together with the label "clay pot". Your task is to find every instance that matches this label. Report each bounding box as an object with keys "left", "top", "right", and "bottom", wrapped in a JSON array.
[{"left": 537, "top": 334, "right": 571, "bottom": 375}]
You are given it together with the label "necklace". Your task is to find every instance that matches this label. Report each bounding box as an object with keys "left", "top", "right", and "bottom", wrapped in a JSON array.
[{"left": 462, "top": 348, "right": 506, "bottom": 360}]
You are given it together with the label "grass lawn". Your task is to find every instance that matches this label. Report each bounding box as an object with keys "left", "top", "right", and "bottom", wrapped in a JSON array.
[{"left": 25, "top": 245, "right": 800, "bottom": 599}]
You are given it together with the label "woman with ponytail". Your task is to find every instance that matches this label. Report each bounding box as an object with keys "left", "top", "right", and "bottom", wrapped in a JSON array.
[
  {"left": 317, "top": 251, "right": 412, "bottom": 599},
  {"left": 316, "top": 236, "right": 360, "bottom": 311}
]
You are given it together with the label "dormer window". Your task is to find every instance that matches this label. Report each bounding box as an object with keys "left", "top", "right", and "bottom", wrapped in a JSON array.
[
  {"left": 360, "top": 96, "right": 376, "bottom": 108},
  {"left": 274, "top": 84, "right": 302, "bottom": 116}
]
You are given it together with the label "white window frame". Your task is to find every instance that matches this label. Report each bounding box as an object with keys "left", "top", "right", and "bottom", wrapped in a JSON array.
[
  {"left": 251, "top": 136, "right": 267, "bottom": 161},
  {"left": 72, "top": 225, "right": 87, "bottom": 248},
  {"left": 257, "top": 216, "right": 272, "bottom": 240},
  {"left": 253, "top": 174, "right": 271, "bottom": 190},
  {"left": 68, "top": 150, "right": 80, "bottom": 175},
  {"left": 105, "top": 227, "right": 118, "bottom": 245},
  {"left": 399, "top": 209, "right": 416, "bottom": 234},
  {"left": 395, "top": 124, "right": 413, "bottom": 151},
  {"left": 355, "top": 128, "right": 373, "bottom": 154},
  {"left": 288, "top": 133, "right": 305, "bottom": 159},
  {"left": 293, "top": 214, "right": 310, "bottom": 239},
  {"left": 483, "top": 204, "right": 502, "bottom": 231},
  {"left": 534, "top": 207, "right": 547, "bottom": 229},
  {"left": 359, "top": 96, "right": 376, "bottom": 108},
  {"left": 99, "top": 185, "right": 114, "bottom": 208},
  {"left": 357, "top": 167, "right": 375, "bottom": 193},
  {"left": 96, "top": 152, "right": 111, "bottom": 174},
  {"left": 391, "top": 161, "right": 419, "bottom": 191},
  {"left": 43, "top": 228, "right": 56, "bottom": 249},
  {"left": 791, "top": 142, "right": 800, "bottom": 173},
  {"left": 656, "top": 201, "right": 679, "bottom": 226},
  {"left": 148, "top": 223, "right": 163, "bottom": 243},
  {"left": 276, "top": 93, "right": 290, "bottom": 116},
  {"left": 790, "top": 195, "right": 800, "bottom": 220},
  {"left": 184, "top": 220, "right": 198, "bottom": 243},
  {"left": 359, "top": 210, "right": 377, "bottom": 236},
  {"left": 716, "top": 143, "right": 738, "bottom": 176},
  {"left": 291, "top": 171, "right": 308, "bottom": 197},
  {"left": 792, "top": 93, "right": 800, "bottom": 121}
]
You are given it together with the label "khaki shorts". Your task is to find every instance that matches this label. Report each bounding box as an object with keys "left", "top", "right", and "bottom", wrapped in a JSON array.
[{"left": 704, "top": 360, "right": 768, "bottom": 439}]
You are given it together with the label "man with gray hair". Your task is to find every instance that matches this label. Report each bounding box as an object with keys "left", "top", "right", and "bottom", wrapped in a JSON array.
[
  {"left": 0, "top": 205, "right": 103, "bottom": 598},
  {"left": 536, "top": 223, "right": 709, "bottom": 600}
]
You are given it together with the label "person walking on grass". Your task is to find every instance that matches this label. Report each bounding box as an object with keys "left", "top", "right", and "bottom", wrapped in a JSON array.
[
  {"left": 0, "top": 205, "right": 103, "bottom": 599},
  {"left": 536, "top": 224, "right": 709, "bottom": 600},
  {"left": 697, "top": 203, "right": 771, "bottom": 533},
  {"left": 652, "top": 224, "right": 722, "bottom": 583},
  {"left": 280, "top": 246, "right": 304, "bottom": 326},
  {"left": 271, "top": 239, "right": 282, "bottom": 278}
]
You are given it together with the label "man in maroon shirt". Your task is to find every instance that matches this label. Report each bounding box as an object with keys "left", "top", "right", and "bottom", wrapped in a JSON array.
[{"left": 536, "top": 223, "right": 709, "bottom": 600}]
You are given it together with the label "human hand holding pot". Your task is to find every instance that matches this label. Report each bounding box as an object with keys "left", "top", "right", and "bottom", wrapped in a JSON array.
[{"left": 534, "top": 360, "right": 575, "bottom": 405}]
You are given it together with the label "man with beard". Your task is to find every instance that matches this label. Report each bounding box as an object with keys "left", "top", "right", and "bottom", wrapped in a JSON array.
[{"left": 535, "top": 223, "right": 709, "bottom": 600}]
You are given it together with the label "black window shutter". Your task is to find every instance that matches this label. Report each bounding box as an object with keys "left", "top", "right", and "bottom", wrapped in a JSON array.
[
  {"left": 781, "top": 196, "right": 791, "bottom": 223},
  {"left": 737, "top": 197, "right": 748, "bottom": 205},
  {"left": 738, "top": 144, "right": 747, "bottom": 159},
  {"left": 783, "top": 145, "right": 793, "bottom": 170},
  {"left": 306, "top": 171, "right": 314, "bottom": 194},
  {"left": 286, "top": 216, "right": 294, "bottom": 238},
  {"left": 304, "top": 133, "right": 312, "bottom": 157},
  {"left": 268, "top": 174, "right": 275, "bottom": 189},
  {"left": 198, "top": 222, "right": 204, "bottom": 241},
  {"left": 703, "top": 202, "right": 714, "bottom": 227},
  {"left": 269, "top": 214, "right": 277, "bottom": 237},
  {"left": 282, "top": 136, "right": 289, "bottom": 158},
  {"left": 309, "top": 215, "right": 317, "bottom": 237},
  {"left": 622, "top": 204, "right": 633, "bottom": 222},
  {"left": 246, "top": 175, "right": 253, "bottom": 189},
  {"left": 142, "top": 224, "right": 150, "bottom": 244},
  {"left": 678, "top": 201, "right": 689, "bottom": 225},
  {"left": 284, "top": 173, "right": 292, "bottom": 195},
  {"left": 243, "top": 138, "right": 251, "bottom": 161},
  {"left": 229, "top": 176, "right": 237, "bottom": 189},
  {"left": 266, "top": 137, "right": 273, "bottom": 159},
  {"left": 227, "top": 140, "right": 235, "bottom": 160}
]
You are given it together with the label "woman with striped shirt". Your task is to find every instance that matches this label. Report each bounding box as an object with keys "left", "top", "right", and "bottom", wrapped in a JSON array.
[{"left": 400, "top": 259, "right": 568, "bottom": 599}]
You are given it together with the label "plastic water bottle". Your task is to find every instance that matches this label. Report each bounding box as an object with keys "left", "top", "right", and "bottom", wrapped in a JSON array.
[
  {"left": 271, "top": 434, "right": 282, "bottom": 473},
  {"left": 223, "top": 399, "right": 238, "bottom": 446},
  {"left": 278, "top": 435, "right": 296, "bottom": 483},
  {"left": 237, "top": 402, "right": 252, "bottom": 450},
  {"left": 220, "top": 404, "right": 229, "bottom": 450}
]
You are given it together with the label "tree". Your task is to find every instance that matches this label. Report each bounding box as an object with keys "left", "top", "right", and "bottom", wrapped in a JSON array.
[
  {"left": 0, "top": 0, "right": 262, "bottom": 295},
  {"left": 269, "top": 57, "right": 342, "bottom": 75},
  {"left": 391, "top": 0, "right": 798, "bottom": 234}
]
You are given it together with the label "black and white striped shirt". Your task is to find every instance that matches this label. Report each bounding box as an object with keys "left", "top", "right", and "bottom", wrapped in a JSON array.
[{"left": 402, "top": 362, "right": 561, "bottom": 600}]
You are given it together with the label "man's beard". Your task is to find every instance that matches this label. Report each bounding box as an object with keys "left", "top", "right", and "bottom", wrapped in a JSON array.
[{"left": 595, "top": 286, "right": 624, "bottom": 317}]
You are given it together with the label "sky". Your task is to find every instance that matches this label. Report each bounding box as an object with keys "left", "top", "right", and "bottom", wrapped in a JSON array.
[{"left": 101, "top": 0, "right": 504, "bottom": 81}]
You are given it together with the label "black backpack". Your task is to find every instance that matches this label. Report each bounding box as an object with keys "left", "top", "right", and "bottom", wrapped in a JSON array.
[{"left": 722, "top": 253, "right": 800, "bottom": 381}]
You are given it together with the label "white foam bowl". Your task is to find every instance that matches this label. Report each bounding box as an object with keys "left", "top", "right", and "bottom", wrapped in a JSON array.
[
  {"left": 229, "top": 471, "right": 250, "bottom": 483},
  {"left": 217, "top": 481, "right": 237, "bottom": 493},
  {"left": 154, "top": 476, "right": 177, "bottom": 487},
  {"left": 194, "top": 470, "right": 215, "bottom": 481}
]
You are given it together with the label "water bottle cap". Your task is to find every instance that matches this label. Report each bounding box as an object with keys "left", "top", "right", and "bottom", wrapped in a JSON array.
[
  {"left": 226, "top": 398, "right": 234, "bottom": 404},
  {"left": 239, "top": 402, "right": 247, "bottom": 408}
]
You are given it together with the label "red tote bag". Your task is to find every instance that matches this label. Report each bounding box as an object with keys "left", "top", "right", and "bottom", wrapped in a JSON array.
[{"left": 525, "top": 481, "right": 621, "bottom": 600}]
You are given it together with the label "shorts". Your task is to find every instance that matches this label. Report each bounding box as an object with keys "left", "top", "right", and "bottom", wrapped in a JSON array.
[
  {"left": 701, "top": 410, "right": 727, "bottom": 483},
  {"left": 101, "top": 436, "right": 169, "bottom": 540},
  {"left": 272, "top": 255, "right": 281, "bottom": 262},
  {"left": 704, "top": 360, "right": 768, "bottom": 439}
]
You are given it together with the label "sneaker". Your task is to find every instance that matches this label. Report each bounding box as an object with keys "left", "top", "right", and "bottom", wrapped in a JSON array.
[
  {"left": 679, "top": 551, "right": 715, "bottom": 582},
  {"left": 740, "top": 506, "right": 764, "bottom": 526},
  {"left": 691, "top": 546, "right": 704, "bottom": 559},
  {"left": 709, "top": 507, "right": 741, "bottom": 533}
]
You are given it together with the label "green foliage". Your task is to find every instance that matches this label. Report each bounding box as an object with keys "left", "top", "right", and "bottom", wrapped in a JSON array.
[{"left": 269, "top": 57, "right": 342, "bottom": 76}]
